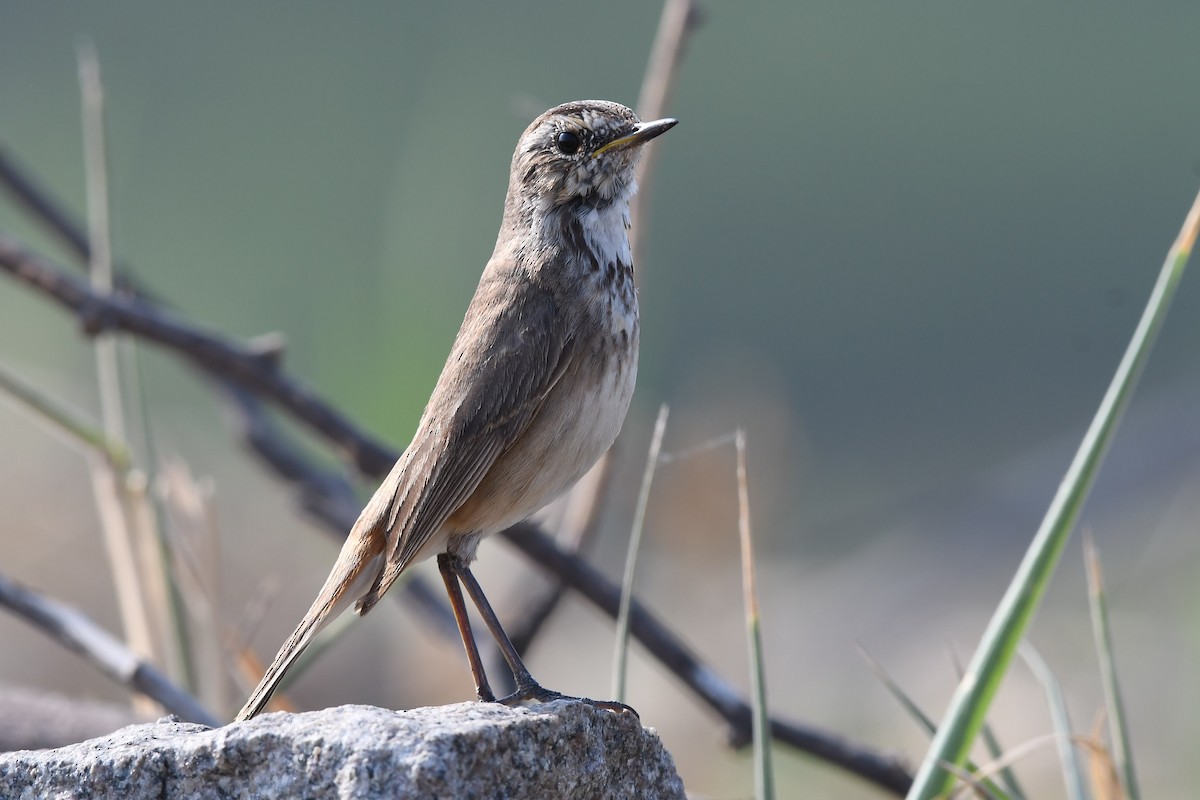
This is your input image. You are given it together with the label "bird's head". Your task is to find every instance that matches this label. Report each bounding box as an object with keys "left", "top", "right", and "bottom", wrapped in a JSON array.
[{"left": 508, "top": 100, "right": 677, "bottom": 213}]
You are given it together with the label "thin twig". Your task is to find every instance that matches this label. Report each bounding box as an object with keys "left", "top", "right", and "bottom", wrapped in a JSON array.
[{"left": 0, "top": 571, "right": 218, "bottom": 727}]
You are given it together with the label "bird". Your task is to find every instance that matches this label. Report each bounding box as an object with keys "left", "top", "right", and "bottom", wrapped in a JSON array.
[{"left": 235, "top": 100, "right": 677, "bottom": 721}]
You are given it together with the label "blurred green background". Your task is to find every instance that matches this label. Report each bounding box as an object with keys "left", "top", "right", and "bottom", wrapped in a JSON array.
[{"left": 2, "top": 2, "right": 1199, "bottom": 797}]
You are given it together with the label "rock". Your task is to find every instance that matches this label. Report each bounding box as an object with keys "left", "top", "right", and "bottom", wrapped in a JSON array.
[{"left": 0, "top": 700, "right": 687, "bottom": 799}]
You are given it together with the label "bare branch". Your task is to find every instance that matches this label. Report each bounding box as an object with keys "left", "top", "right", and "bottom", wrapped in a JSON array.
[
  {"left": 0, "top": 571, "right": 219, "bottom": 727},
  {"left": 0, "top": 141, "right": 94, "bottom": 259},
  {"left": 0, "top": 228, "right": 393, "bottom": 476}
]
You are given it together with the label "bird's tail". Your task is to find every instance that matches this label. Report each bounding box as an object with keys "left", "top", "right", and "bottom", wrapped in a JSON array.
[{"left": 235, "top": 535, "right": 383, "bottom": 722}]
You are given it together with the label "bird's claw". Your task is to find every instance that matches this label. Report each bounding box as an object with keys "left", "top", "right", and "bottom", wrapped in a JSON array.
[{"left": 492, "top": 681, "right": 639, "bottom": 718}]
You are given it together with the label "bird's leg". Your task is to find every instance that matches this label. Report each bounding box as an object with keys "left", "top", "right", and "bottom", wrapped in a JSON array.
[
  {"left": 451, "top": 557, "right": 544, "bottom": 699},
  {"left": 446, "top": 554, "right": 636, "bottom": 716},
  {"left": 437, "top": 553, "right": 496, "bottom": 702}
]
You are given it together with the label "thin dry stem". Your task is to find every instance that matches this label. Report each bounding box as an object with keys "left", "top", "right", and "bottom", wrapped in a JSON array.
[
  {"left": 736, "top": 431, "right": 759, "bottom": 621},
  {"left": 160, "top": 459, "right": 227, "bottom": 713},
  {"left": 127, "top": 469, "right": 184, "bottom": 678},
  {"left": 736, "top": 429, "right": 774, "bottom": 800},
  {"left": 945, "top": 733, "right": 1089, "bottom": 800},
  {"left": 612, "top": 404, "right": 669, "bottom": 701},
  {"left": 631, "top": 0, "right": 702, "bottom": 272},
  {"left": 79, "top": 44, "right": 160, "bottom": 712},
  {"left": 658, "top": 431, "right": 737, "bottom": 465},
  {"left": 1083, "top": 719, "right": 1125, "bottom": 800}
]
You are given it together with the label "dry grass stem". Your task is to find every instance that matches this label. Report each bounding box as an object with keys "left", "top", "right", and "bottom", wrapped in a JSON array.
[
  {"left": 945, "top": 733, "right": 1077, "bottom": 800},
  {"left": 79, "top": 43, "right": 170, "bottom": 713},
  {"left": 612, "top": 404, "right": 669, "bottom": 702},
  {"left": 160, "top": 459, "right": 227, "bottom": 712},
  {"left": 736, "top": 430, "right": 774, "bottom": 800},
  {"left": 631, "top": 0, "right": 702, "bottom": 272}
]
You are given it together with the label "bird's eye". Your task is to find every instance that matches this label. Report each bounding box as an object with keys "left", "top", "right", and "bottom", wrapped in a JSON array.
[{"left": 555, "top": 131, "right": 582, "bottom": 155}]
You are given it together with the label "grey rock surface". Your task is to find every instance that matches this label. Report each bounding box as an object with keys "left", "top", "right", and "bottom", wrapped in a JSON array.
[{"left": 0, "top": 700, "right": 686, "bottom": 799}]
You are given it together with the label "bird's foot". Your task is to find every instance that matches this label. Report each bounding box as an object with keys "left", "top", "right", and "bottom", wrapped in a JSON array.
[{"left": 495, "top": 680, "right": 638, "bottom": 717}]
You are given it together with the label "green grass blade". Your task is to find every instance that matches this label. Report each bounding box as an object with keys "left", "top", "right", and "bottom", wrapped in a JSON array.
[
  {"left": 948, "top": 648, "right": 1026, "bottom": 800},
  {"left": 736, "top": 430, "right": 774, "bottom": 800},
  {"left": 857, "top": 644, "right": 1013, "bottom": 800},
  {"left": 1019, "top": 643, "right": 1090, "bottom": 800},
  {"left": 858, "top": 643, "right": 940, "bottom": 735},
  {"left": 1084, "top": 533, "right": 1139, "bottom": 800},
  {"left": 0, "top": 360, "right": 130, "bottom": 469},
  {"left": 906, "top": 187, "right": 1200, "bottom": 800}
]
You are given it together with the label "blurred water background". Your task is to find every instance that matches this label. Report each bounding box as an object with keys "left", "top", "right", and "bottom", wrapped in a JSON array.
[{"left": 2, "top": 3, "right": 1199, "bottom": 797}]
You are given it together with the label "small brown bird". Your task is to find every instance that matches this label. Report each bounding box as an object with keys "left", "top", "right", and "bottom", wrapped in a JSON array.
[{"left": 236, "top": 100, "right": 676, "bottom": 721}]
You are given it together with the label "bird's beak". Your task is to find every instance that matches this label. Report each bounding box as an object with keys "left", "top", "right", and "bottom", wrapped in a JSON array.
[{"left": 593, "top": 117, "right": 679, "bottom": 157}]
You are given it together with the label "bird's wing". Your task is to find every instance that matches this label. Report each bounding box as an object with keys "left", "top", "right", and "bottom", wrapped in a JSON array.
[{"left": 354, "top": 276, "right": 573, "bottom": 612}]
